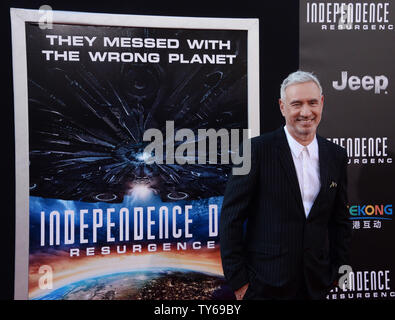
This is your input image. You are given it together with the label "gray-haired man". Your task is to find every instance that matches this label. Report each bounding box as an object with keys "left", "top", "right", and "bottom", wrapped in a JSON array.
[{"left": 219, "top": 70, "right": 352, "bottom": 300}]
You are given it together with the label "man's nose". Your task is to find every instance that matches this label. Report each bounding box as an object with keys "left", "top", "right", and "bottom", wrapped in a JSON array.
[{"left": 300, "top": 104, "right": 312, "bottom": 117}]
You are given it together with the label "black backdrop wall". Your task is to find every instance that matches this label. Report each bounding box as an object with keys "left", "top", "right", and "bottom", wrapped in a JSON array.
[{"left": 0, "top": 0, "right": 298, "bottom": 300}]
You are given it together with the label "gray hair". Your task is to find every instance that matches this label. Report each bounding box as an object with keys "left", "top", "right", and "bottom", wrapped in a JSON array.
[{"left": 280, "top": 70, "right": 323, "bottom": 101}]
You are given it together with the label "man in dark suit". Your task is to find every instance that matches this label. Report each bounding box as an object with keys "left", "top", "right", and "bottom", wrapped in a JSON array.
[{"left": 219, "top": 71, "right": 352, "bottom": 300}]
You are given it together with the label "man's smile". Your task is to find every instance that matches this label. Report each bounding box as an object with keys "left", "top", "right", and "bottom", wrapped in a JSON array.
[{"left": 297, "top": 118, "right": 315, "bottom": 124}]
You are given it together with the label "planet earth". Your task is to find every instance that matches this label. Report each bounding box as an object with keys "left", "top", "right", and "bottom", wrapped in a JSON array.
[{"left": 34, "top": 268, "right": 234, "bottom": 300}]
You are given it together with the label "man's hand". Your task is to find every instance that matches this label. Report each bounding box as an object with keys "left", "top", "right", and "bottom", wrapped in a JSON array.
[{"left": 234, "top": 283, "right": 249, "bottom": 300}]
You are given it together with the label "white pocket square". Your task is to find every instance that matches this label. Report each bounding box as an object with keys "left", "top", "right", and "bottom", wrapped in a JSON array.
[{"left": 330, "top": 181, "right": 337, "bottom": 188}]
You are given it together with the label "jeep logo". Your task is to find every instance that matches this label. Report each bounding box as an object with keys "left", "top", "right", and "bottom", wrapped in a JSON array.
[{"left": 332, "top": 71, "right": 388, "bottom": 94}]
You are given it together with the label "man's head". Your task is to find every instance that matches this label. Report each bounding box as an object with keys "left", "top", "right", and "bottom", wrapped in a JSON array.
[{"left": 279, "top": 71, "right": 324, "bottom": 145}]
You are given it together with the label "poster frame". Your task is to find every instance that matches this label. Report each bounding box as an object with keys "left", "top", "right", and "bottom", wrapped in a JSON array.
[{"left": 10, "top": 8, "right": 260, "bottom": 300}]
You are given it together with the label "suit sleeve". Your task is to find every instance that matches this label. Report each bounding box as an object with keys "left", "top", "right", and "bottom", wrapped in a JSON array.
[
  {"left": 328, "top": 149, "right": 352, "bottom": 279},
  {"left": 219, "top": 139, "right": 259, "bottom": 292}
]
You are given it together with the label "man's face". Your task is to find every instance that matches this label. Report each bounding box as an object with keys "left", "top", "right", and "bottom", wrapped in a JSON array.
[{"left": 279, "top": 81, "right": 323, "bottom": 142}]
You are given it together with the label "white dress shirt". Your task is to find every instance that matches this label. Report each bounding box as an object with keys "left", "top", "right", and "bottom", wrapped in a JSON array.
[{"left": 284, "top": 126, "right": 321, "bottom": 217}]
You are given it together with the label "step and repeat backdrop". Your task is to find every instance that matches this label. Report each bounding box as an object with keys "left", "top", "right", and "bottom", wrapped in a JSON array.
[
  {"left": 11, "top": 8, "right": 259, "bottom": 300},
  {"left": 300, "top": 0, "right": 395, "bottom": 300}
]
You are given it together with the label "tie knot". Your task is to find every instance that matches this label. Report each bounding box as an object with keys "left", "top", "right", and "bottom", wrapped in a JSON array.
[{"left": 301, "top": 146, "right": 309, "bottom": 158}]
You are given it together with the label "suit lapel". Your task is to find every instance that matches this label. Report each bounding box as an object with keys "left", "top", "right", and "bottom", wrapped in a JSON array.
[
  {"left": 307, "top": 135, "right": 330, "bottom": 219},
  {"left": 276, "top": 128, "right": 305, "bottom": 218},
  {"left": 276, "top": 129, "right": 332, "bottom": 220},
  {"left": 318, "top": 135, "right": 330, "bottom": 195}
]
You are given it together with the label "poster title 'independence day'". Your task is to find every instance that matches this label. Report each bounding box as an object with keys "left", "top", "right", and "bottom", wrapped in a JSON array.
[{"left": 40, "top": 204, "right": 220, "bottom": 246}]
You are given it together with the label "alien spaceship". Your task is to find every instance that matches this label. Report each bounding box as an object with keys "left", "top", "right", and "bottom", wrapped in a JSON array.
[{"left": 26, "top": 24, "right": 248, "bottom": 203}]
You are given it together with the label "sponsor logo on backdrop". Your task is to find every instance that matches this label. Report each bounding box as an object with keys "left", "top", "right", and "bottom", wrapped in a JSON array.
[
  {"left": 327, "top": 269, "right": 395, "bottom": 299},
  {"left": 327, "top": 137, "right": 392, "bottom": 165},
  {"left": 348, "top": 204, "right": 392, "bottom": 230},
  {"left": 332, "top": 71, "right": 389, "bottom": 94},
  {"left": 306, "top": 2, "right": 394, "bottom": 31}
]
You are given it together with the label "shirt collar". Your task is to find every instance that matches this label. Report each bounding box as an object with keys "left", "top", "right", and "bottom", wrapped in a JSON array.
[{"left": 283, "top": 125, "right": 318, "bottom": 159}]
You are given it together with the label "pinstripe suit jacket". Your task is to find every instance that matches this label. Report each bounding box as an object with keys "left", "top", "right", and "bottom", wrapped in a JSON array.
[{"left": 219, "top": 127, "right": 352, "bottom": 299}]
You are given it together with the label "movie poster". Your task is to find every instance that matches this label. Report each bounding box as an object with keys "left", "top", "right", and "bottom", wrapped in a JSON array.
[{"left": 11, "top": 9, "right": 259, "bottom": 299}]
